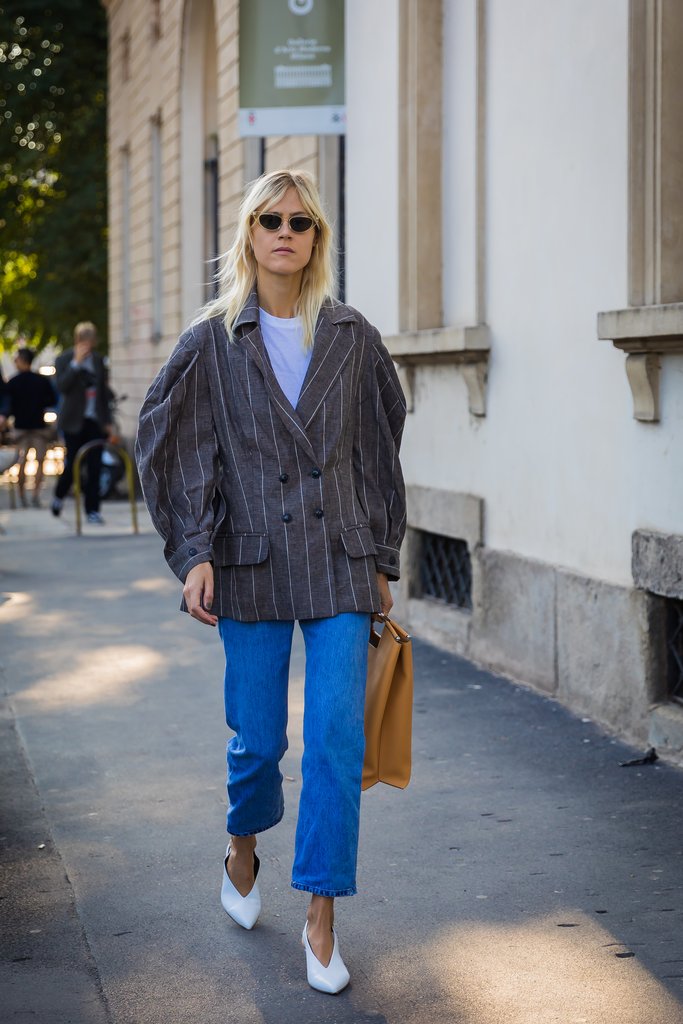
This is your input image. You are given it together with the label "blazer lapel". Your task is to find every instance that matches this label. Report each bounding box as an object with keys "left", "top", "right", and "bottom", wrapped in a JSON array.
[
  {"left": 234, "top": 292, "right": 358, "bottom": 462},
  {"left": 240, "top": 323, "right": 319, "bottom": 464},
  {"left": 295, "top": 308, "right": 357, "bottom": 430}
]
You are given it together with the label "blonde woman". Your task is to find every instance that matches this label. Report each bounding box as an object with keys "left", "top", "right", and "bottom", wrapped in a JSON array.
[{"left": 136, "top": 170, "right": 406, "bottom": 994}]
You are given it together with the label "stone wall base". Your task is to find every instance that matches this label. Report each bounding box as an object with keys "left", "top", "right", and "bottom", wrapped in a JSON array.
[
  {"left": 393, "top": 543, "right": 676, "bottom": 761},
  {"left": 649, "top": 704, "right": 683, "bottom": 761}
]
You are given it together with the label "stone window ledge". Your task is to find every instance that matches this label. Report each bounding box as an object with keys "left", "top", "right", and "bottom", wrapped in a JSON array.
[
  {"left": 406, "top": 484, "right": 484, "bottom": 550},
  {"left": 632, "top": 528, "right": 683, "bottom": 600},
  {"left": 383, "top": 325, "right": 491, "bottom": 416},
  {"left": 399, "top": 485, "right": 485, "bottom": 649},
  {"left": 401, "top": 485, "right": 484, "bottom": 593},
  {"left": 598, "top": 303, "right": 683, "bottom": 422}
]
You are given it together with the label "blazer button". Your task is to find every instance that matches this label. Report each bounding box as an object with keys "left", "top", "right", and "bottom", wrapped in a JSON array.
[
  {"left": 189, "top": 547, "right": 198, "bottom": 556},
  {"left": 313, "top": 508, "right": 324, "bottom": 519},
  {"left": 281, "top": 513, "right": 292, "bottom": 523},
  {"left": 310, "top": 468, "right": 321, "bottom": 478},
  {"left": 389, "top": 556, "right": 396, "bottom": 565},
  {"left": 279, "top": 472, "right": 289, "bottom": 483}
]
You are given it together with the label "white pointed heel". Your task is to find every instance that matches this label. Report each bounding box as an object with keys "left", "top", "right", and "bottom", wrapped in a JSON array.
[
  {"left": 221, "top": 844, "right": 261, "bottom": 929},
  {"left": 302, "top": 921, "right": 350, "bottom": 994}
]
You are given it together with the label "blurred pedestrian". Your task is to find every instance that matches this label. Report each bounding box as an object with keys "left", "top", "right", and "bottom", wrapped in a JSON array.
[
  {"left": 136, "top": 169, "right": 406, "bottom": 994},
  {"left": 52, "top": 322, "right": 113, "bottom": 523},
  {"left": 6, "top": 347, "right": 57, "bottom": 507},
  {"left": 0, "top": 370, "right": 9, "bottom": 431}
]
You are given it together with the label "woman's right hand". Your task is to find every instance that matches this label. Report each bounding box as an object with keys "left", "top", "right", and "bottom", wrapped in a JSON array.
[{"left": 183, "top": 562, "right": 218, "bottom": 627}]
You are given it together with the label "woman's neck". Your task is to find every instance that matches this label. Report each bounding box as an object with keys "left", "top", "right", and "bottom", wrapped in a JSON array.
[{"left": 256, "top": 268, "right": 302, "bottom": 319}]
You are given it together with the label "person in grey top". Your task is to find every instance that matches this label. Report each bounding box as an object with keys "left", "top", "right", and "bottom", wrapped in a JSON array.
[
  {"left": 136, "top": 170, "right": 406, "bottom": 994},
  {"left": 52, "top": 322, "right": 113, "bottom": 523}
]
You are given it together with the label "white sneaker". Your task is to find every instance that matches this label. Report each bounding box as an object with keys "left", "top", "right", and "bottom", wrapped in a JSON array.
[
  {"left": 87, "top": 511, "right": 105, "bottom": 524},
  {"left": 302, "top": 922, "right": 350, "bottom": 994},
  {"left": 220, "top": 845, "right": 261, "bottom": 929}
]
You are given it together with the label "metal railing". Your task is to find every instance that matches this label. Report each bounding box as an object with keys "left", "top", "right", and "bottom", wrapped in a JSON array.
[
  {"left": 667, "top": 599, "right": 683, "bottom": 705},
  {"left": 417, "top": 530, "right": 473, "bottom": 610},
  {"left": 72, "top": 440, "right": 139, "bottom": 537}
]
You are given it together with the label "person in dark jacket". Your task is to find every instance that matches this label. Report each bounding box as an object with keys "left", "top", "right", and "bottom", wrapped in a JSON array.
[
  {"left": 0, "top": 370, "right": 9, "bottom": 427},
  {"left": 7, "top": 347, "right": 57, "bottom": 507},
  {"left": 137, "top": 170, "right": 407, "bottom": 995},
  {"left": 52, "top": 322, "right": 113, "bottom": 523}
]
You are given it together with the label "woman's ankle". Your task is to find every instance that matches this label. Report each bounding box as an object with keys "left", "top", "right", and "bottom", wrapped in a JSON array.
[
  {"left": 307, "top": 894, "right": 334, "bottom": 927},
  {"left": 229, "top": 834, "right": 256, "bottom": 855}
]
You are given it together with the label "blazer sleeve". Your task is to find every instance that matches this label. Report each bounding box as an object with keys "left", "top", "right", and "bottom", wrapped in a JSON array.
[
  {"left": 353, "top": 326, "right": 407, "bottom": 581},
  {"left": 55, "top": 352, "right": 83, "bottom": 394},
  {"left": 100, "top": 360, "right": 114, "bottom": 426},
  {"left": 135, "top": 329, "right": 219, "bottom": 583}
]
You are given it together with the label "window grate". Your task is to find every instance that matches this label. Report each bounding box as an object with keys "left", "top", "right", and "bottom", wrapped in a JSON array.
[
  {"left": 666, "top": 599, "right": 683, "bottom": 705},
  {"left": 418, "top": 531, "right": 472, "bottom": 610}
]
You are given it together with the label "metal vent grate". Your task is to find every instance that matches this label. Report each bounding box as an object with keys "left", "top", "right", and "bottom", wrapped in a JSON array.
[
  {"left": 666, "top": 599, "right": 683, "bottom": 705},
  {"left": 418, "top": 531, "right": 472, "bottom": 610}
]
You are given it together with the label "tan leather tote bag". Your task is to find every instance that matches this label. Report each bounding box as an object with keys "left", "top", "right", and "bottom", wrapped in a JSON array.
[{"left": 362, "top": 616, "right": 413, "bottom": 791}]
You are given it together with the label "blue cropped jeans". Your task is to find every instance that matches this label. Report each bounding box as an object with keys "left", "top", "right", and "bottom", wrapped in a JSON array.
[{"left": 217, "top": 613, "right": 370, "bottom": 898}]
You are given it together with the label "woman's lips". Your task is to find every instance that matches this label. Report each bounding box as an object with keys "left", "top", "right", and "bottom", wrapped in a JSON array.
[{"left": 274, "top": 247, "right": 294, "bottom": 253}]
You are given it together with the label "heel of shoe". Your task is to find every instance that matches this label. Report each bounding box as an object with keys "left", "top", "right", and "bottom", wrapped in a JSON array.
[{"left": 302, "top": 921, "right": 350, "bottom": 994}]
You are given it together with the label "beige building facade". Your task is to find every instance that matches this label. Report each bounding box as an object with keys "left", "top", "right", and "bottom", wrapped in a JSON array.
[{"left": 105, "top": 0, "right": 683, "bottom": 760}]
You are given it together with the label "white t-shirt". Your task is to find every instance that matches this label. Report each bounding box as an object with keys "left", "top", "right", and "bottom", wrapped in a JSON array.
[{"left": 259, "top": 308, "right": 312, "bottom": 410}]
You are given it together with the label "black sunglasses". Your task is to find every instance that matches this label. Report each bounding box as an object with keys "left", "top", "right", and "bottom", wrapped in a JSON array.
[{"left": 253, "top": 212, "right": 317, "bottom": 233}]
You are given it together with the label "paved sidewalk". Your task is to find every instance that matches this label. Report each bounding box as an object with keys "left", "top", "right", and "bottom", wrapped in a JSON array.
[{"left": 1, "top": 493, "right": 683, "bottom": 1023}]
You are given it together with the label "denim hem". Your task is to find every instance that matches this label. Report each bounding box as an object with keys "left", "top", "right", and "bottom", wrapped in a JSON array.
[
  {"left": 227, "top": 811, "right": 284, "bottom": 837},
  {"left": 291, "top": 881, "right": 357, "bottom": 897}
]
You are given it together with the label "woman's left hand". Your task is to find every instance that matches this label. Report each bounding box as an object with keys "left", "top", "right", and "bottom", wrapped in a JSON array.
[{"left": 375, "top": 572, "right": 393, "bottom": 619}]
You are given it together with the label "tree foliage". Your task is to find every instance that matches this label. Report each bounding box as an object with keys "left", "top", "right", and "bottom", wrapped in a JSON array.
[{"left": 0, "top": 1, "right": 107, "bottom": 351}]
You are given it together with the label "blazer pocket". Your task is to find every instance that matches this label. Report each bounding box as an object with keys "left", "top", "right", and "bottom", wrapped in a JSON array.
[
  {"left": 213, "top": 532, "right": 269, "bottom": 566},
  {"left": 340, "top": 524, "right": 378, "bottom": 558}
]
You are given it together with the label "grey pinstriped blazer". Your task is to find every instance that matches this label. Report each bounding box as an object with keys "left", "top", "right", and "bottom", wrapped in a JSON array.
[{"left": 135, "top": 291, "right": 407, "bottom": 621}]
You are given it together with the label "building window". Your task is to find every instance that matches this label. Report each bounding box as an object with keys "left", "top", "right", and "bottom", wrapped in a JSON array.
[
  {"left": 122, "top": 30, "right": 131, "bottom": 82},
  {"left": 151, "top": 0, "right": 161, "bottom": 43},
  {"left": 121, "top": 146, "right": 131, "bottom": 343},
  {"left": 416, "top": 530, "right": 472, "bottom": 610},
  {"left": 151, "top": 115, "right": 162, "bottom": 341},
  {"left": 204, "top": 132, "right": 219, "bottom": 301},
  {"left": 666, "top": 599, "right": 683, "bottom": 705},
  {"left": 180, "top": 0, "right": 218, "bottom": 322}
]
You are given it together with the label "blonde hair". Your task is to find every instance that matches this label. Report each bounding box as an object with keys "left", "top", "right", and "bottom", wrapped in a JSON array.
[
  {"left": 194, "top": 169, "right": 335, "bottom": 349},
  {"left": 74, "top": 321, "right": 97, "bottom": 341}
]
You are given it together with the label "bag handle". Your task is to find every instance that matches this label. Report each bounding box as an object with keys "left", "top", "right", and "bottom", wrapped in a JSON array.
[{"left": 371, "top": 613, "right": 411, "bottom": 645}]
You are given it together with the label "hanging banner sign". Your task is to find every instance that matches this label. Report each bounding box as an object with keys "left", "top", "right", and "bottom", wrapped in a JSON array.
[{"left": 239, "top": 0, "right": 345, "bottom": 137}]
